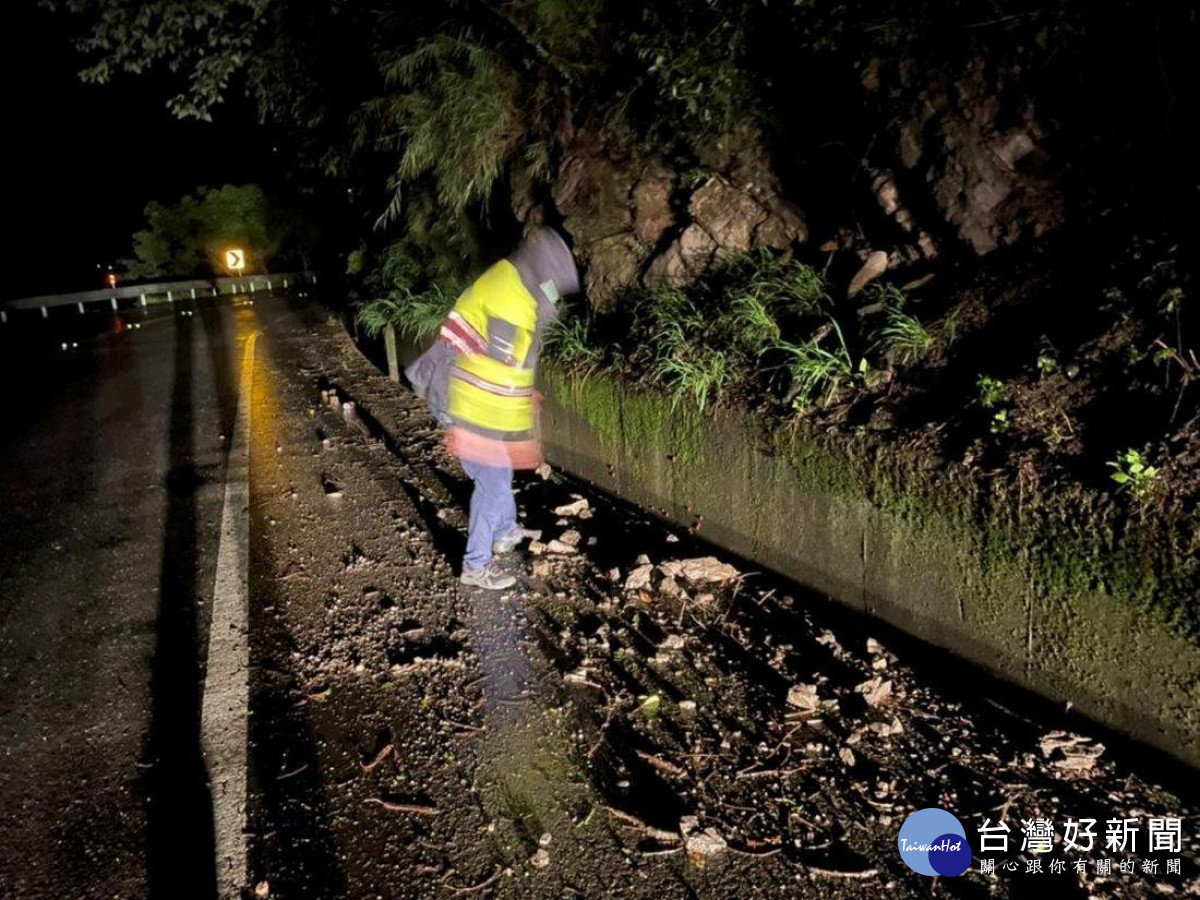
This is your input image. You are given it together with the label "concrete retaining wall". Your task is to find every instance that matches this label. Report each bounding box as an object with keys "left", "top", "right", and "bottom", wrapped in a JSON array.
[{"left": 534, "top": 368, "right": 1200, "bottom": 768}]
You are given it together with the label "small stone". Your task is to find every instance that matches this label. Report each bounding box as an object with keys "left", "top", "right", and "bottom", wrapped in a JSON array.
[
  {"left": 658, "top": 577, "right": 685, "bottom": 600},
  {"left": 660, "top": 634, "right": 685, "bottom": 652},
  {"left": 839, "top": 747, "right": 857, "bottom": 767},
  {"left": 678, "top": 700, "right": 698, "bottom": 715},
  {"left": 675, "top": 557, "right": 738, "bottom": 584},
  {"left": 607, "top": 567, "right": 621, "bottom": 582},
  {"left": 866, "top": 638, "right": 884, "bottom": 655},
  {"left": 624, "top": 565, "right": 654, "bottom": 592},
  {"left": 665, "top": 533, "right": 680, "bottom": 543},
  {"left": 786, "top": 683, "right": 821, "bottom": 711},
  {"left": 856, "top": 677, "right": 894, "bottom": 708},
  {"left": 254, "top": 881, "right": 270, "bottom": 899},
  {"left": 553, "top": 498, "right": 590, "bottom": 517},
  {"left": 532, "top": 560, "right": 553, "bottom": 578},
  {"left": 528, "top": 541, "right": 547, "bottom": 555},
  {"left": 635, "top": 554, "right": 651, "bottom": 566},
  {"left": 559, "top": 529, "right": 581, "bottom": 547},
  {"left": 530, "top": 848, "right": 550, "bottom": 869},
  {"left": 686, "top": 828, "right": 728, "bottom": 860},
  {"left": 546, "top": 540, "right": 577, "bottom": 555},
  {"left": 539, "top": 832, "right": 552, "bottom": 847},
  {"left": 535, "top": 462, "right": 553, "bottom": 480},
  {"left": 679, "top": 815, "right": 700, "bottom": 837}
]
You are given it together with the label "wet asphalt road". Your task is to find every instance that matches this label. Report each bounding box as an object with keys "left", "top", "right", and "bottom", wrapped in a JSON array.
[{"left": 0, "top": 299, "right": 254, "bottom": 899}]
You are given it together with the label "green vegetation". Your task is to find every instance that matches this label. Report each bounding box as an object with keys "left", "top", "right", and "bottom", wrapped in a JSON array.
[
  {"left": 775, "top": 322, "right": 855, "bottom": 410},
  {"left": 977, "top": 375, "right": 1008, "bottom": 409},
  {"left": 1108, "top": 449, "right": 1160, "bottom": 501},
  {"left": 123, "top": 184, "right": 315, "bottom": 279},
  {"left": 871, "top": 285, "right": 932, "bottom": 367},
  {"left": 356, "top": 284, "right": 458, "bottom": 341}
]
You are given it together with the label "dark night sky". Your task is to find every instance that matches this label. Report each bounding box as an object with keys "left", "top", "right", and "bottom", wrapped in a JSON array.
[{"left": 5, "top": 2, "right": 273, "bottom": 301}]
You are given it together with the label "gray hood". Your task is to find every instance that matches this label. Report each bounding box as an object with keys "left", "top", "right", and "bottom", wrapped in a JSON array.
[{"left": 510, "top": 227, "right": 580, "bottom": 302}]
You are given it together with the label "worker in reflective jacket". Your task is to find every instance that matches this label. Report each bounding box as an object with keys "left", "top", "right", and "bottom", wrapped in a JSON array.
[{"left": 407, "top": 227, "right": 580, "bottom": 590}]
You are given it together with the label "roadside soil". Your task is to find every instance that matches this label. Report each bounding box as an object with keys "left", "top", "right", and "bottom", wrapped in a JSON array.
[{"left": 244, "top": 294, "right": 1199, "bottom": 899}]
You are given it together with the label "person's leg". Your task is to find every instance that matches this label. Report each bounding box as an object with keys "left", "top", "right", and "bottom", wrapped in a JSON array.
[
  {"left": 495, "top": 464, "right": 517, "bottom": 539},
  {"left": 462, "top": 459, "right": 500, "bottom": 572}
]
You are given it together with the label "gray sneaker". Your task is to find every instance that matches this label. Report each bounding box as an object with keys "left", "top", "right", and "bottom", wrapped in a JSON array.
[
  {"left": 493, "top": 526, "right": 542, "bottom": 554},
  {"left": 460, "top": 563, "right": 517, "bottom": 590}
]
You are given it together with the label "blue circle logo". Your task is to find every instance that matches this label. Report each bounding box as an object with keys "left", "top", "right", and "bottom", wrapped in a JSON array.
[{"left": 897, "top": 808, "right": 971, "bottom": 876}]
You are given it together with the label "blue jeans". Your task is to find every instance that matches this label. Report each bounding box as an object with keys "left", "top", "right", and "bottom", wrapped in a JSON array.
[{"left": 462, "top": 459, "right": 516, "bottom": 571}]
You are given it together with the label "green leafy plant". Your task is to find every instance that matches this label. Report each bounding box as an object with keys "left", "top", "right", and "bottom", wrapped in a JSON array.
[
  {"left": 977, "top": 375, "right": 1007, "bottom": 409},
  {"left": 356, "top": 283, "right": 458, "bottom": 341},
  {"left": 1108, "top": 449, "right": 1160, "bottom": 501},
  {"left": 989, "top": 409, "right": 1011, "bottom": 434}
]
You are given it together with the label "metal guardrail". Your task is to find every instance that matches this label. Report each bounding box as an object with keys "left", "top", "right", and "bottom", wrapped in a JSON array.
[{"left": 0, "top": 272, "right": 318, "bottom": 323}]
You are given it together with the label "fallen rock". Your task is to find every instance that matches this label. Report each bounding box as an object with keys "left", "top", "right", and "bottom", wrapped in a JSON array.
[
  {"left": 658, "top": 577, "right": 686, "bottom": 600},
  {"left": 660, "top": 634, "right": 685, "bottom": 652},
  {"left": 668, "top": 557, "right": 739, "bottom": 584},
  {"left": 787, "top": 683, "right": 822, "bottom": 711},
  {"left": 546, "top": 540, "right": 577, "bottom": 555},
  {"left": 532, "top": 560, "right": 553, "bottom": 578},
  {"left": 558, "top": 529, "right": 582, "bottom": 547},
  {"left": 686, "top": 828, "right": 728, "bottom": 861},
  {"left": 856, "top": 676, "right": 894, "bottom": 708},
  {"left": 535, "top": 462, "right": 553, "bottom": 480},
  {"left": 839, "top": 747, "right": 857, "bottom": 767},
  {"left": 847, "top": 250, "right": 890, "bottom": 298},
  {"left": 1038, "top": 730, "right": 1104, "bottom": 774},
  {"left": 553, "top": 498, "right": 590, "bottom": 517},
  {"left": 528, "top": 540, "right": 547, "bottom": 555},
  {"left": 530, "top": 848, "right": 551, "bottom": 869},
  {"left": 624, "top": 564, "right": 654, "bottom": 592}
]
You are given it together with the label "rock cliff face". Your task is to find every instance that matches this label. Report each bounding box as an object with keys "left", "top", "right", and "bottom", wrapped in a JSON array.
[
  {"left": 866, "top": 54, "right": 1063, "bottom": 256},
  {"left": 511, "top": 53, "right": 1065, "bottom": 307}
]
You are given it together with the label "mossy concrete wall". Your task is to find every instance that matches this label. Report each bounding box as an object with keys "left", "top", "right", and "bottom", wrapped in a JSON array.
[{"left": 536, "top": 368, "right": 1200, "bottom": 768}]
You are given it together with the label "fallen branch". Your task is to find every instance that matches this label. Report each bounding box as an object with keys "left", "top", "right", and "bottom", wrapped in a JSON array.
[
  {"left": 448, "top": 866, "right": 502, "bottom": 894},
  {"left": 603, "top": 806, "right": 682, "bottom": 845},
  {"left": 365, "top": 797, "right": 439, "bottom": 816},
  {"left": 277, "top": 763, "right": 309, "bottom": 781},
  {"left": 634, "top": 749, "right": 688, "bottom": 779},
  {"left": 360, "top": 743, "right": 394, "bottom": 773},
  {"left": 804, "top": 865, "right": 879, "bottom": 879}
]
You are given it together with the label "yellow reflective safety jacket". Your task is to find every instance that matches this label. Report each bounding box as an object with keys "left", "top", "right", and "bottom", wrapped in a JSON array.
[{"left": 443, "top": 260, "right": 539, "bottom": 438}]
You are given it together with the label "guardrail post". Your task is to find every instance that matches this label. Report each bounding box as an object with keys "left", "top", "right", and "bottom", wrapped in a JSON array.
[
  {"left": 111, "top": 297, "right": 118, "bottom": 310},
  {"left": 41, "top": 306, "right": 48, "bottom": 319},
  {"left": 167, "top": 290, "right": 174, "bottom": 303},
  {"left": 141, "top": 294, "right": 147, "bottom": 306},
  {"left": 312, "top": 274, "right": 318, "bottom": 285},
  {"left": 1, "top": 310, "right": 7, "bottom": 324},
  {"left": 283, "top": 277, "right": 289, "bottom": 289},
  {"left": 190, "top": 288, "right": 196, "bottom": 299},
  {"left": 212, "top": 286, "right": 218, "bottom": 296},
  {"left": 384, "top": 325, "right": 401, "bottom": 382},
  {"left": 77, "top": 301, "right": 85, "bottom": 314},
  {"left": 250, "top": 281, "right": 256, "bottom": 294}
]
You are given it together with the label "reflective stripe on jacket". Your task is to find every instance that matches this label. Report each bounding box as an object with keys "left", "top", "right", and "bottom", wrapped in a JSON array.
[{"left": 445, "top": 260, "right": 539, "bottom": 436}]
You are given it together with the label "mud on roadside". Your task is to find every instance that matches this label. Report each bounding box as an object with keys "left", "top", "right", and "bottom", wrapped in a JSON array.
[{"left": 242, "top": 296, "right": 1199, "bottom": 899}]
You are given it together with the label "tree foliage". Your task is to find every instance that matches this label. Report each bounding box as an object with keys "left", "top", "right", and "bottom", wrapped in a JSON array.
[{"left": 123, "top": 184, "right": 311, "bottom": 279}]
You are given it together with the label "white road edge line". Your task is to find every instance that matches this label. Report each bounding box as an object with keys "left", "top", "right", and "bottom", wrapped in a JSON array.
[{"left": 201, "top": 330, "right": 259, "bottom": 899}]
